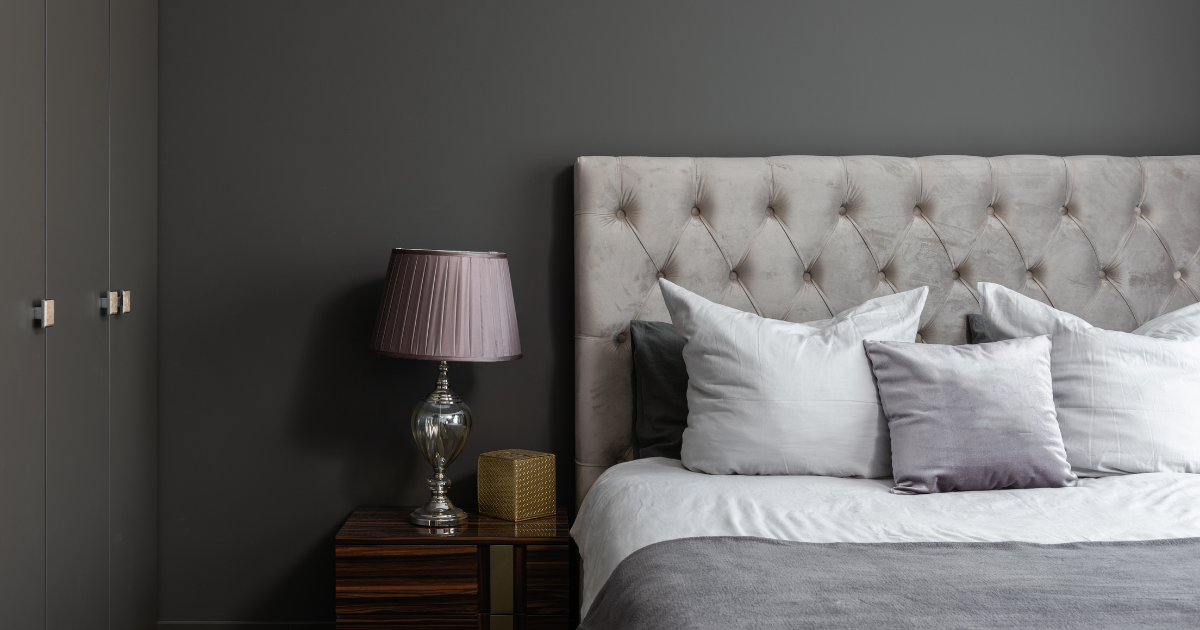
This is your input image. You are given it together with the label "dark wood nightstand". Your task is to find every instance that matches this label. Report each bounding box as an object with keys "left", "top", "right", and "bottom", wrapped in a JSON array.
[{"left": 335, "top": 506, "right": 574, "bottom": 630}]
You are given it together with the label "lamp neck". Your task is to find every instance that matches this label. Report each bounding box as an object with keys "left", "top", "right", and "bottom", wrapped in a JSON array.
[{"left": 427, "top": 360, "right": 462, "bottom": 404}]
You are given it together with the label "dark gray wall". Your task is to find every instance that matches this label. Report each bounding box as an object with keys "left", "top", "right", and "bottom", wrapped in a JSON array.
[
  {"left": 0, "top": 0, "right": 158, "bottom": 629},
  {"left": 158, "top": 0, "right": 1200, "bottom": 625}
]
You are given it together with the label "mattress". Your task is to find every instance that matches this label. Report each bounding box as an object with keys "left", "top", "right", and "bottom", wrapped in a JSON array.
[{"left": 571, "top": 457, "right": 1200, "bottom": 616}]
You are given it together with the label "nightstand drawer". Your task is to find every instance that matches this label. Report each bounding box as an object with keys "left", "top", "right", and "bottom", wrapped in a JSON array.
[
  {"left": 525, "top": 545, "right": 569, "bottom": 615},
  {"left": 336, "top": 545, "right": 479, "bottom": 615}
]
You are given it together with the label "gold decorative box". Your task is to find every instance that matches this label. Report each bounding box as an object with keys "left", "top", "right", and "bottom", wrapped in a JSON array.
[{"left": 477, "top": 449, "right": 556, "bottom": 521}]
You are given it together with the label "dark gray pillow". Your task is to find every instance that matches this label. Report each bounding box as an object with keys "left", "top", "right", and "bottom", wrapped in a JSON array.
[
  {"left": 966, "top": 313, "right": 994, "bottom": 344},
  {"left": 629, "top": 320, "right": 689, "bottom": 459},
  {"left": 863, "top": 335, "right": 1077, "bottom": 494}
]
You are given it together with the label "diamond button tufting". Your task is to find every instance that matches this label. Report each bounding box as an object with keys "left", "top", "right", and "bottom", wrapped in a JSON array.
[
  {"left": 1060, "top": 206, "right": 1069, "bottom": 215},
  {"left": 1135, "top": 207, "right": 1142, "bottom": 215},
  {"left": 986, "top": 206, "right": 995, "bottom": 215},
  {"left": 766, "top": 207, "right": 775, "bottom": 216},
  {"left": 1025, "top": 270, "right": 1034, "bottom": 279},
  {"left": 616, "top": 334, "right": 626, "bottom": 343},
  {"left": 951, "top": 270, "right": 960, "bottom": 280},
  {"left": 729, "top": 271, "right": 738, "bottom": 281},
  {"left": 615, "top": 209, "right": 626, "bottom": 219},
  {"left": 656, "top": 272, "right": 665, "bottom": 279},
  {"left": 1098, "top": 270, "right": 1107, "bottom": 279},
  {"left": 803, "top": 272, "right": 812, "bottom": 281},
  {"left": 691, "top": 207, "right": 700, "bottom": 216},
  {"left": 877, "top": 272, "right": 887, "bottom": 281},
  {"left": 913, "top": 207, "right": 922, "bottom": 216},
  {"left": 838, "top": 206, "right": 847, "bottom": 216},
  {"left": 1174, "top": 271, "right": 1183, "bottom": 280}
]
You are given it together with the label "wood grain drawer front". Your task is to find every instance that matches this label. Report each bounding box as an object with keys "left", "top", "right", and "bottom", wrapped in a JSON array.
[
  {"left": 337, "top": 616, "right": 480, "bottom": 629},
  {"left": 336, "top": 545, "right": 479, "bottom": 615},
  {"left": 524, "top": 545, "right": 569, "bottom": 615}
]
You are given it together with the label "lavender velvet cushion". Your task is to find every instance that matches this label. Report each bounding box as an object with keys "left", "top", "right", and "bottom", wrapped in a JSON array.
[{"left": 863, "top": 335, "right": 1077, "bottom": 495}]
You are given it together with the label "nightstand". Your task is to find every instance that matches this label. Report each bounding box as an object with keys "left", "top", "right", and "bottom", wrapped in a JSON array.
[{"left": 335, "top": 506, "right": 574, "bottom": 629}]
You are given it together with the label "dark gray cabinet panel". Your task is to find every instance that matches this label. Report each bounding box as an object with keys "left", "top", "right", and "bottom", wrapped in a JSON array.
[
  {"left": 46, "top": 0, "right": 113, "bottom": 627},
  {"left": 0, "top": 1, "right": 47, "bottom": 628},
  {"left": 109, "top": 0, "right": 159, "bottom": 627},
  {"left": 1, "top": 1, "right": 157, "bottom": 628}
]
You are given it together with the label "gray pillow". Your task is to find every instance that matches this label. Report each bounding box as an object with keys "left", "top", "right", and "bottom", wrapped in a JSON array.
[
  {"left": 965, "top": 313, "right": 994, "bottom": 344},
  {"left": 863, "top": 335, "right": 1077, "bottom": 494},
  {"left": 629, "top": 320, "right": 689, "bottom": 459}
]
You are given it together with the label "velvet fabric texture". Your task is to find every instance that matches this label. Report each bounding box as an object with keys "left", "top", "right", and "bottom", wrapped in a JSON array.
[
  {"left": 574, "top": 155, "right": 1200, "bottom": 505},
  {"left": 629, "top": 320, "right": 689, "bottom": 459},
  {"left": 864, "top": 335, "right": 1076, "bottom": 494}
]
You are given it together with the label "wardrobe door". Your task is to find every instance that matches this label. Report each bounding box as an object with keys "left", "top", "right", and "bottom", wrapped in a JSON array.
[
  {"left": 0, "top": 1, "right": 48, "bottom": 628},
  {"left": 109, "top": 0, "right": 159, "bottom": 626},
  {"left": 46, "top": 0, "right": 112, "bottom": 627}
]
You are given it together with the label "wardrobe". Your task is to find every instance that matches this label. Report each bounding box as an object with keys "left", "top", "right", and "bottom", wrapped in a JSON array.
[{"left": 0, "top": 0, "right": 157, "bottom": 628}]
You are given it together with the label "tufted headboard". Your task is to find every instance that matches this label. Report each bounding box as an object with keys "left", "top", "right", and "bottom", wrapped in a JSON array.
[{"left": 573, "top": 155, "right": 1200, "bottom": 506}]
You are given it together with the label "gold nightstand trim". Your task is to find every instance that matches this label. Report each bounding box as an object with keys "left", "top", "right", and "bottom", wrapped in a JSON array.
[{"left": 489, "top": 544, "right": 514, "bottom": 614}]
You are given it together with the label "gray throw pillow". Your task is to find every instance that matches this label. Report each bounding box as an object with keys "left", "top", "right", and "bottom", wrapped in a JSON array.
[
  {"left": 629, "top": 320, "right": 689, "bottom": 459},
  {"left": 863, "top": 335, "right": 1077, "bottom": 494},
  {"left": 965, "top": 313, "right": 994, "bottom": 344}
]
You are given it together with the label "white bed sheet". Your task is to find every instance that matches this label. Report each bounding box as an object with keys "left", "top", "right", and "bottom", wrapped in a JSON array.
[{"left": 571, "top": 457, "right": 1200, "bottom": 616}]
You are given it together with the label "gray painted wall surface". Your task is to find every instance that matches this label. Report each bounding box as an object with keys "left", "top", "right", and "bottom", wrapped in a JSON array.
[{"left": 158, "top": 0, "right": 1200, "bottom": 624}]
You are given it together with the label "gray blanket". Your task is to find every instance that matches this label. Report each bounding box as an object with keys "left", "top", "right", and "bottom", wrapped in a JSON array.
[{"left": 580, "top": 536, "right": 1200, "bottom": 629}]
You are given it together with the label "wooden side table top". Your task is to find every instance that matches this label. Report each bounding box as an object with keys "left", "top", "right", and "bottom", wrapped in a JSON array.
[{"left": 336, "top": 506, "right": 571, "bottom": 545}]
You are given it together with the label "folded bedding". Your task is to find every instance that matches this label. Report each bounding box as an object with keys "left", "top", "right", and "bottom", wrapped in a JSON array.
[
  {"left": 572, "top": 458, "right": 1200, "bottom": 616},
  {"left": 580, "top": 536, "right": 1200, "bottom": 630}
]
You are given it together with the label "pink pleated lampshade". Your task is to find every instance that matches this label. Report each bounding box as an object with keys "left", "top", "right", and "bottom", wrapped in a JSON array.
[{"left": 371, "top": 249, "right": 522, "bottom": 361}]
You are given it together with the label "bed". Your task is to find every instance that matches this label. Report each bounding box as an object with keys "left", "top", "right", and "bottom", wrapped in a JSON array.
[{"left": 571, "top": 155, "right": 1200, "bottom": 628}]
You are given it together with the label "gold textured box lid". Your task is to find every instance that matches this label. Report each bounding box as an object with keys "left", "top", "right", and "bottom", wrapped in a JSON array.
[{"left": 481, "top": 448, "right": 553, "bottom": 461}]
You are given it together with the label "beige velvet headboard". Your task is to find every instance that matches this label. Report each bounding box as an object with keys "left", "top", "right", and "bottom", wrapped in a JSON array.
[{"left": 573, "top": 155, "right": 1200, "bottom": 506}]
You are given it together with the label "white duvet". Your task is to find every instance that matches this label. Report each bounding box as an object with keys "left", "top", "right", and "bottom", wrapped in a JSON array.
[{"left": 571, "top": 458, "right": 1200, "bottom": 616}]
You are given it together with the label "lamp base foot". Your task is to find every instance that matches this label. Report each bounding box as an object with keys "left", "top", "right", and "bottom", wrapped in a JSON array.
[{"left": 409, "top": 502, "right": 468, "bottom": 527}]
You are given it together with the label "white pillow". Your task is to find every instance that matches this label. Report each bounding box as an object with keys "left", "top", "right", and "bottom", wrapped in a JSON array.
[
  {"left": 978, "top": 282, "right": 1200, "bottom": 475},
  {"left": 660, "top": 279, "right": 928, "bottom": 477}
]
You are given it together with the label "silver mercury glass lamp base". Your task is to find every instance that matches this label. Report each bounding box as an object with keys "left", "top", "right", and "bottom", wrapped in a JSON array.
[
  {"left": 408, "top": 361, "right": 473, "bottom": 528},
  {"left": 409, "top": 472, "right": 468, "bottom": 527}
]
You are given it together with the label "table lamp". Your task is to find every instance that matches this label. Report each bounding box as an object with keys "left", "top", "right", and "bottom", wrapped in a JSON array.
[{"left": 371, "top": 249, "right": 522, "bottom": 527}]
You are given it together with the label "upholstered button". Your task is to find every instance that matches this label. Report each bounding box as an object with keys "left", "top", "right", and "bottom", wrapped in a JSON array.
[
  {"left": 803, "top": 272, "right": 812, "bottom": 281},
  {"left": 951, "top": 270, "right": 960, "bottom": 280},
  {"left": 729, "top": 271, "right": 738, "bottom": 281},
  {"left": 877, "top": 271, "right": 887, "bottom": 281},
  {"left": 913, "top": 207, "right": 922, "bottom": 216},
  {"left": 837, "top": 206, "right": 847, "bottom": 216},
  {"left": 656, "top": 271, "right": 665, "bottom": 279},
  {"left": 691, "top": 207, "right": 700, "bottom": 216},
  {"left": 1060, "top": 206, "right": 1069, "bottom": 215},
  {"left": 915, "top": 333, "right": 924, "bottom": 343},
  {"left": 986, "top": 206, "right": 995, "bottom": 215},
  {"left": 1134, "top": 206, "right": 1142, "bottom": 215},
  {"left": 1098, "top": 270, "right": 1107, "bottom": 279},
  {"left": 615, "top": 209, "right": 626, "bottom": 219},
  {"left": 1025, "top": 270, "right": 1034, "bottom": 279},
  {"left": 766, "top": 207, "right": 776, "bottom": 216},
  {"left": 616, "top": 334, "right": 626, "bottom": 343},
  {"left": 1174, "top": 270, "right": 1183, "bottom": 280}
]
